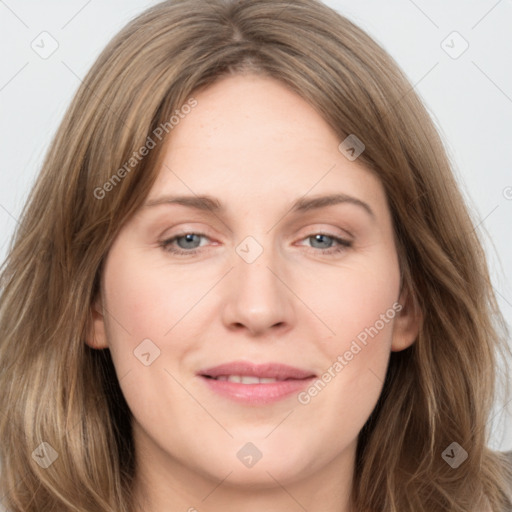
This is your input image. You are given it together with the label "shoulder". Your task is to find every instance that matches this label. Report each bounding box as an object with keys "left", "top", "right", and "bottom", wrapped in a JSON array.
[{"left": 501, "top": 451, "right": 512, "bottom": 512}]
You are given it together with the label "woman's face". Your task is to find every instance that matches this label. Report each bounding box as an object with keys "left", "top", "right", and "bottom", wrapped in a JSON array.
[{"left": 90, "top": 74, "right": 419, "bottom": 504}]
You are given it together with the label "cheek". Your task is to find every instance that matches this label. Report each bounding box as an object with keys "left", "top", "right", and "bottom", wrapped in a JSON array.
[
  {"left": 298, "top": 247, "right": 400, "bottom": 408},
  {"left": 305, "top": 249, "right": 400, "bottom": 352},
  {"left": 99, "top": 248, "right": 202, "bottom": 424},
  {"left": 102, "top": 249, "right": 206, "bottom": 342},
  {"left": 100, "top": 249, "right": 184, "bottom": 385},
  {"left": 290, "top": 264, "right": 399, "bottom": 479}
]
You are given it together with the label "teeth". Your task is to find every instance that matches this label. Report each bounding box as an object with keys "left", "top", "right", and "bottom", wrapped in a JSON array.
[{"left": 214, "top": 375, "right": 279, "bottom": 384}]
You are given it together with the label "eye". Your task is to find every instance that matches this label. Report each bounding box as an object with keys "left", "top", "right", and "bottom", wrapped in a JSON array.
[
  {"left": 297, "top": 233, "right": 352, "bottom": 255},
  {"left": 160, "top": 231, "right": 352, "bottom": 257},
  {"left": 160, "top": 232, "right": 211, "bottom": 255}
]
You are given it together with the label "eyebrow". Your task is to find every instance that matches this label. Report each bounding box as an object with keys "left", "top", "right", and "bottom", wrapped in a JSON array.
[{"left": 144, "top": 193, "right": 375, "bottom": 219}]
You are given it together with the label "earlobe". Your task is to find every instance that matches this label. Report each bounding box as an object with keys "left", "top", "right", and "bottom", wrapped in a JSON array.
[
  {"left": 391, "top": 286, "right": 423, "bottom": 352},
  {"left": 85, "top": 298, "right": 109, "bottom": 350}
]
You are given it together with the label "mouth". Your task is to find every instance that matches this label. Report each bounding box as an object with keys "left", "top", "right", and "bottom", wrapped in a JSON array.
[
  {"left": 197, "top": 361, "right": 316, "bottom": 404},
  {"left": 202, "top": 375, "right": 296, "bottom": 384}
]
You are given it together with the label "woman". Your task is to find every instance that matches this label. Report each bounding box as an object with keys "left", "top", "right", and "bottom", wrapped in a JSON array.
[{"left": 0, "top": 0, "right": 511, "bottom": 511}]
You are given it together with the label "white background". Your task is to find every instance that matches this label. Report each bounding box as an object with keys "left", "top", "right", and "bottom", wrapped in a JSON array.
[{"left": 0, "top": 0, "right": 510, "bottom": 458}]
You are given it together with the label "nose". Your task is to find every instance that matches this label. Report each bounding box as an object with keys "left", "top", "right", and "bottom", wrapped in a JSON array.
[{"left": 221, "top": 244, "right": 295, "bottom": 337}]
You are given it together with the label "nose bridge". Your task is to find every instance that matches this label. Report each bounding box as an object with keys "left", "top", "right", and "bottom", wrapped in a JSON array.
[{"left": 221, "top": 235, "right": 295, "bottom": 335}]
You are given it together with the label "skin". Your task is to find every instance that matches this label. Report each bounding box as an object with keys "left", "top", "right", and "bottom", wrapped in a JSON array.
[{"left": 88, "top": 73, "right": 421, "bottom": 512}]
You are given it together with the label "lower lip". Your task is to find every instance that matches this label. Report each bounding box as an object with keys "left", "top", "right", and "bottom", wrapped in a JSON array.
[{"left": 199, "top": 376, "right": 315, "bottom": 404}]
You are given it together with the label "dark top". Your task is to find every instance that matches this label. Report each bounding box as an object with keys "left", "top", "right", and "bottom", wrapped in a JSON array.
[{"left": 502, "top": 451, "right": 512, "bottom": 512}]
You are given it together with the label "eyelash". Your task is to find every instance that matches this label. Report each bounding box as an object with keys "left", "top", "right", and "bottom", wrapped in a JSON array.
[{"left": 159, "top": 232, "right": 352, "bottom": 256}]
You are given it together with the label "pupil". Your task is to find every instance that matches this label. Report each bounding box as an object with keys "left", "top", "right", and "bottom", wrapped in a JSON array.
[
  {"left": 180, "top": 234, "right": 199, "bottom": 249},
  {"left": 313, "top": 234, "right": 330, "bottom": 248}
]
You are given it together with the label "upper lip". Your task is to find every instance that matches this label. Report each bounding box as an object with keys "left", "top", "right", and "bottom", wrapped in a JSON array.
[{"left": 198, "top": 361, "right": 316, "bottom": 380}]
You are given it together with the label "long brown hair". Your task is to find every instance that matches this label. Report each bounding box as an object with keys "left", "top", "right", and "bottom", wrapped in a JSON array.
[{"left": 1, "top": 1, "right": 511, "bottom": 510}]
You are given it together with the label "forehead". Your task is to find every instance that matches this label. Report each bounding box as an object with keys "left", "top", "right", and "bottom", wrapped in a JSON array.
[
  {"left": 167, "top": 73, "right": 339, "bottom": 161},
  {"left": 147, "top": 74, "right": 387, "bottom": 219}
]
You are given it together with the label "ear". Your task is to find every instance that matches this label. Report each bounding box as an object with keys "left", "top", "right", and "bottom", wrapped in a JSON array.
[
  {"left": 85, "top": 295, "right": 109, "bottom": 350},
  {"left": 391, "top": 284, "right": 422, "bottom": 352}
]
